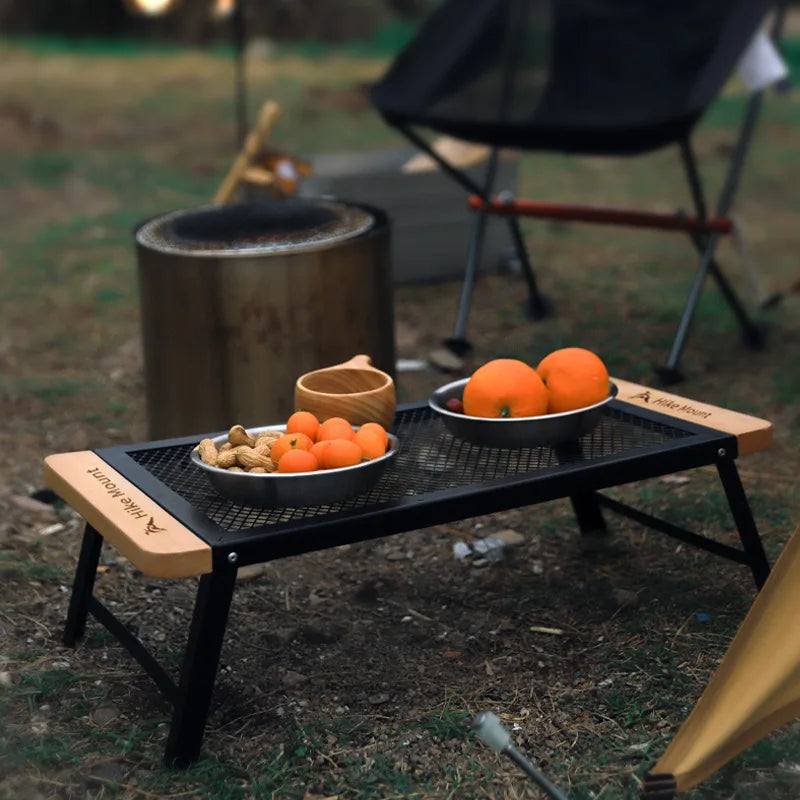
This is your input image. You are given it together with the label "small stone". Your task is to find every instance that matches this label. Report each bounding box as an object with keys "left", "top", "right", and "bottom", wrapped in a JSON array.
[
  {"left": 92, "top": 705, "right": 120, "bottom": 727},
  {"left": 0, "top": 672, "right": 12, "bottom": 688},
  {"left": 89, "top": 760, "right": 126, "bottom": 783},
  {"left": 427, "top": 347, "right": 464, "bottom": 372},
  {"left": 491, "top": 529, "right": 525, "bottom": 547},
  {"left": 11, "top": 495, "right": 58, "bottom": 517},
  {"left": 236, "top": 563, "right": 270, "bottom": 583},
  {"left": 281, "top": 670, "right": 308, "bottom": 687},
  {"left": 453, "top": 541, "right": 472, "bottom": 560},
  {"left": 612, "top": 588, "right": 640, "bottom": 608}
]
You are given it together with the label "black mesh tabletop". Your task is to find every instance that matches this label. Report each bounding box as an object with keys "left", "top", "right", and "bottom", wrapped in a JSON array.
[{"left": 95, "top": 401, "right": 733, "bottom": 569}]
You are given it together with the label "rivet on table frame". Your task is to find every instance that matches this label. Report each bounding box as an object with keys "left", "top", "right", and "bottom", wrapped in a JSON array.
[
  {"left": 718, "top": 448, "right": 727, "bottom": 457},
  {"left": 227, "top": 552, "right": 238, "bottom": 564}
]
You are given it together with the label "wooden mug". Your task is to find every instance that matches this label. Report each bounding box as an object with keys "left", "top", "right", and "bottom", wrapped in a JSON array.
[{"left": 294, "top": 354, "right": 396, "bottom": 430}]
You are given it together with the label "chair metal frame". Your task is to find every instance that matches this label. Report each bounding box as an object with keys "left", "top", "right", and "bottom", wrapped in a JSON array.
[{"left": 389, "top": 4, "right": 789, "bottom": 383}]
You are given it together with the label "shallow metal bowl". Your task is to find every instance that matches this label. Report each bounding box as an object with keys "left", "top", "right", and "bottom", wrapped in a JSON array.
[
  {"left": 429, "top": 379, "right": 618, "bottom": 449},
  {"left": 190, "top": 425, "right": 399, "bottom": 508}
]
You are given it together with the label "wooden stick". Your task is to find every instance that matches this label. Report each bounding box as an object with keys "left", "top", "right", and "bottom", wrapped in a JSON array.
[
  {"left": 241, "top": 166, "right": 276, "bottom": 187},
  {"left": 213, "top": 99, "right": 281, "bottom": 204}
]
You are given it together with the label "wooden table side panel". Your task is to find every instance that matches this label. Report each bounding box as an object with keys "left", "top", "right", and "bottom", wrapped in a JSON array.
[
  {"left": 43, "top": 451, "right": 213, "bottom": 579},
  {"left": 613, "top": 379, "right": 773, "bottom": 456}
]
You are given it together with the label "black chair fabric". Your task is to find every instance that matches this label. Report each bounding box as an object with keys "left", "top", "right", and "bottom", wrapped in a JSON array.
[{"left": 371, "top": 0, "right": 775, "bottom": 155}]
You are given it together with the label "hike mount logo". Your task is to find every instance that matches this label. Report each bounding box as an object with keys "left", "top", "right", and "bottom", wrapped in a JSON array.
[{"left": 144, "top": 516, "right": 167, "bottom": 535}]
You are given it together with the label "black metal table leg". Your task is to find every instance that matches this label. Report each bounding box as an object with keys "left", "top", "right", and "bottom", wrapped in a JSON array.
[
  {"left": 164, "top": 564, "right": 239, "bottom": 767},
  {"left": 716, "top": 458, "right": 771, "bottom": 589},
  {"left": 553, "top": 440, "right": 608, "bottom": 537},
  {"left": 569, "top": 493, "right": 608, "bottom": 537},
  {"left": 63, "top": 522, "right": 103, "bottom": 647}
]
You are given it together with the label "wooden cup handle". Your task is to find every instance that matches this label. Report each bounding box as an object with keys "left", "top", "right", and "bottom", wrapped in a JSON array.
[{"left": 337, "top": 354, "right": 378, "bottom": 372}]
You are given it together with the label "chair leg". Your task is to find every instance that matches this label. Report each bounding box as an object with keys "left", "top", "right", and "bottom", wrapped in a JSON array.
[
  {"left": 444, "top": 207, "right": 491, "bottom": 356},
  {"left": 506, "top": 216, "right": 552, "bottom": 320},
  {"left": 657, "top": 130, "right": 766, "bottom": 385},
  {"left": 657, "top": 229, "right": 767, "bottom": 385},
  {"left": 443, "top": 147, "right": 503, "bottom": 355},
  {"left": 706, "top": 256, "right": 767, "bottom": 349},
  {"left": 655, "top": 232, "right": 717, "bottom": 385}
]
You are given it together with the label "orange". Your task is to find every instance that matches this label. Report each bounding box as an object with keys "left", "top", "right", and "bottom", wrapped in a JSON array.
[
  {"left": 353, "top": 428, "right": 387, "bottom": 460},
  {"left": 462, "top": 358, "right": 548, "bottom": 418},
  {"left": 309, "top": 440, "right": 333, "bottom": 462},
  {"left": 269, "top": 431, "right": 314, "bottom": 462},
  {"left": 357, "top": 422, "right": 389, "bottom": 449},
  {"left": 316, "top": 417, "right": 356, "bottom": 442},
  {"left": 277, "top": 449, "right": 319, "bottom": 473},
  {"left": 286, "top": 411, "right": 320, "bottom": 442},
  {"left": 320, "top": 438, "right": 363, "bottom": 469},
  {"left": 535, "top": 347, "right": 610, "bottom": 413}
]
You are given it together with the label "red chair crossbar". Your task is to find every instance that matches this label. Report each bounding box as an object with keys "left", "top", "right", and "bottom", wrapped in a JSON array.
[{"left": 468, "top": 195, "right": 734, "bottom": 235}]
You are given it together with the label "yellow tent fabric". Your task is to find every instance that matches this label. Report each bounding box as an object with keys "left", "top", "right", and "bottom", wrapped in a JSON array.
[{"left": 643, "top": 524, "right": 800, "bottom": 798}]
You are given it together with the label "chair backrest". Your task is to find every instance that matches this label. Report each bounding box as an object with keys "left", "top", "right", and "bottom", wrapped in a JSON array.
[{"left": 371, "top": 0, "right": 778, "bottom": 155}]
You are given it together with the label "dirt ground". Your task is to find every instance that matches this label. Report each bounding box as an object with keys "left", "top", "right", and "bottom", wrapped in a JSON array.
[{"left": 1, "top": 40, "right": 800, "bottom": 800}]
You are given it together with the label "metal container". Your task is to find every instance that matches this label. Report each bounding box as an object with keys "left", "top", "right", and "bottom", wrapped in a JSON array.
[
  {"left": 190, "top": 425, "right": 400, "bottom": 508},
  {"left": 429, "top": 379, "right": 618, "bottom": 448},
  {"left": 135, "top": 198, "right": 395, "bottom": 439}
]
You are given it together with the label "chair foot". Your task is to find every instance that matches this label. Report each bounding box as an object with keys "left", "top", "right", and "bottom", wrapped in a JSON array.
[
  {"left": 522, "top": 293, "right": 554, "bottom": 321},
  {"left": 654, "top": 364, "right": 685, "bottom": 386},
  {"left": 742, "top": 321, "right": 768, "bottom": 350},
  {"left": 759, "top": 292, "right": 782, "bottom": 311},
  {"left": 442, "top": 337, "right": 474, "bottom": 358}
]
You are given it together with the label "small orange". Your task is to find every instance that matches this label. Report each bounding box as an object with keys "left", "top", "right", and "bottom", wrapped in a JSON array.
[
  {"left": 277, "top": 449, "right": 319, "bottom": 473},
  {"left": 462, "top": 358, "right": 548, "bottom": 418},
  {"left": 353, "top": 428, "right": 387, "bottom": 460},
  {"left": 270, "top": 431, "right": 314, "bottom": 462},
  {"left": 317, "top": 417, "right": 356, "bottom": 442},
  {"left": 320, "top": 438, "right": 363, "bottom": 469},
  {"left": 309, "top": 440, "right": 333, "bottom": 462},
  {"left": 536, "top": 347, "right": 610, "bottom": 413},
  {"left": 286, "top": 410, "right": 320, "bottom": 442},
  {"left": 357, "top": 422, "right": 389, "bottom": 449}
]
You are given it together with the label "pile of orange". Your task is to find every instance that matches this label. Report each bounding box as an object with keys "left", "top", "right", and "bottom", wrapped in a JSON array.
[
  {"left": 462, "top": 347, "right": 610, "bottom": 418},
  {"left": 271, "top": 411, "right": 390, "bottom": 473}
]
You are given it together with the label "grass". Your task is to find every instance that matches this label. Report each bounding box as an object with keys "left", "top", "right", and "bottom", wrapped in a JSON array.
[{"left": 1, "top": 26, "right": 800, "bottom": 800}]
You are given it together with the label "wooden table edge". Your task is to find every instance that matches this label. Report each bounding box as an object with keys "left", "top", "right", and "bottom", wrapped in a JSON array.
[
  {"left": 612, "top": 378, "right": 773, "bottom": 457},
  {"left": 44, "top": 451, "right": 213, "bottom": 579}
]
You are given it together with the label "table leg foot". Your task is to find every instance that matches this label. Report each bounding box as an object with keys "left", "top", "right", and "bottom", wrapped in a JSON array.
[
  {"left": 164, "top": 565, "right": 238, "bottom": 767},
  {"left": 569, "top": 492, "right": 608, "bottom": 538},
  {"left": 63, "top": 523, "right": 103, "bottom": 647}
]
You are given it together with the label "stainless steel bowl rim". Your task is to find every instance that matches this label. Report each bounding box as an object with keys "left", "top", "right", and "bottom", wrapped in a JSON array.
[
  {"left": 429, "top": 379, "right": 618, "bottom": 421},
  {"left": 190, "top": 424, "right": 398, "bottom": 479}
]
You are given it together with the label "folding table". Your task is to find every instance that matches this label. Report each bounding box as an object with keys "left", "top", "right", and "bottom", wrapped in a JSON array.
[{"left": 44, "top": 380, "right": 772, "bottom": 766}]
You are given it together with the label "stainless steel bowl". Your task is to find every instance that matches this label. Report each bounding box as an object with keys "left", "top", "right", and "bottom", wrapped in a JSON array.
[
  {"left": 429, "top": 379, "right": 618, "bottom": 449},
  {"left": 190, "top": 425, "right": 399, "bottom": 508}
]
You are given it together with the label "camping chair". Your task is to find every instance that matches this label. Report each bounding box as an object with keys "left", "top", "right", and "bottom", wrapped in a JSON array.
[{"left": 370, "top": 0, "right": 789, "bottom": 383}]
